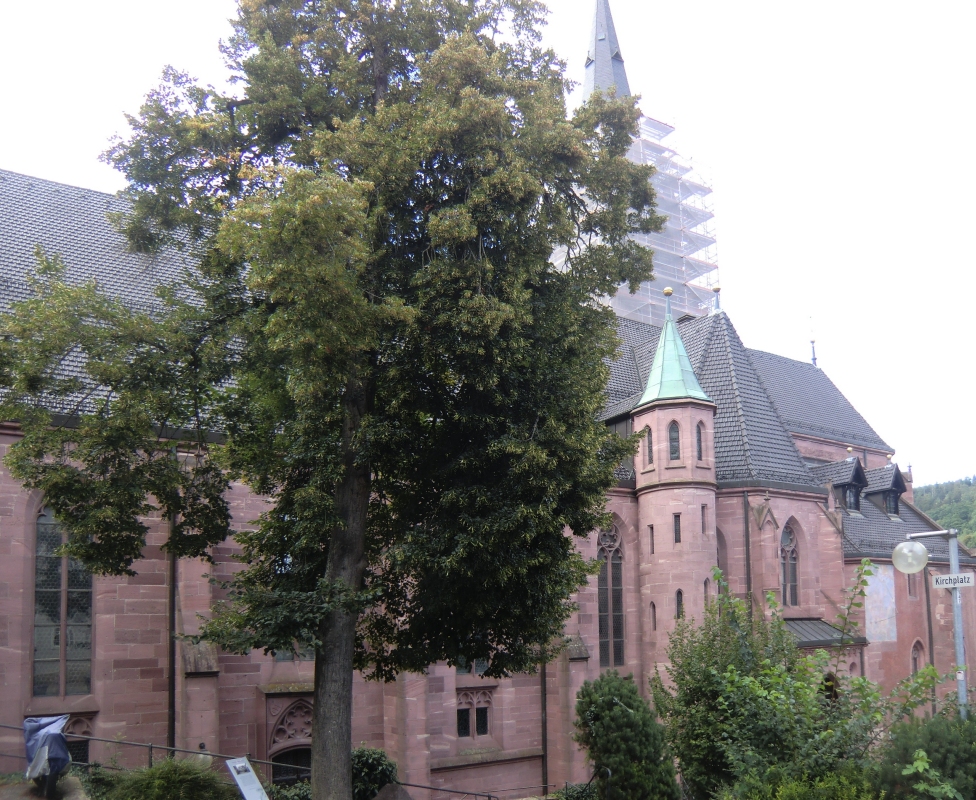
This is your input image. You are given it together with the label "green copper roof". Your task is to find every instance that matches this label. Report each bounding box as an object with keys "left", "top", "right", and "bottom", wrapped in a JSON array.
[{"left": 636, "top": 292, "right": 711, "bottom": 406}]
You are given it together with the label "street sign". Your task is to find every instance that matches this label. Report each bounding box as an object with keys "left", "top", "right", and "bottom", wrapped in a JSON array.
[
  {"left": 932, "top": 573, "right": 975, "bottom": 589},
  {"left": 226, "top": 757, "right": 270, "bottom": 800}
]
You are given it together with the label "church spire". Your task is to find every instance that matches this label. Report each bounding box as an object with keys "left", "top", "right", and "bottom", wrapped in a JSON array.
[
  {"left": 637, "top": 288, "right": 711, "bottom": 407},
  {"left": 582, "top": 0, "right": 632, "bottom": 101}
]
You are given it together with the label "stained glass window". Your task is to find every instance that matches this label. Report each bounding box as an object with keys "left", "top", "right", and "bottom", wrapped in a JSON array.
[
  {"left": 597, "top": 527, "right": 624, "bottom": 668},
  {"left": 780, "top": 526, "right": 798, "bottom": 607},
  {"left": 34, "top": 508, "right": 92, "bottom": 697},
  {"left": 669, "top": 422, "right": 680, "bottom": 461}
]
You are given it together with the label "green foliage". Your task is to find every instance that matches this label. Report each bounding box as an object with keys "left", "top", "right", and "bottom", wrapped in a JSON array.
[
  {"left": 717, "top": 767, "right": 879, "bottom": 800},
  {"left": 573, "top": 670, "right": 679, "bottom": 800},
  {"left": 650, "top": 578, "right": 801, "bottom": 799},
  {"left": 899, "top": 750, "right": 964, "bottom": 800},
  {"left": 269, "top": 784, "right": 313, "bottom": 800},
  {"left": 551, "top": 783, "right": 599, "bottom": 800},
  {"left": 351, "top": 747, "right": 397, "bottom": 800},
  {"left": 88, "top": 758, "right": 238, "bottom": 800},
  {"left": 915, "top": 478, "right": 976, "bottom": 549},
  {"left": 0, "top": 2, "right": 663, "bottom": 796},
  {"left": 653, "top": 568, "right": 944, "bottom": 799},
  {"left": 268, "top": 747, "right": 396, "bottom": 800},
  {"left": 875, "top": 715, "right": 976, "bottom": 800}
]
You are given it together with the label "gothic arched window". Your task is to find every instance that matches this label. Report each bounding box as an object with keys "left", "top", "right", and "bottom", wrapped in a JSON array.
[
  {"left": 650, "top": 601, "right": 657, "bottom": 631},
  {"left": 675, "top": 589, "right": 684, "bottom": 619},
  {"left": 780, "top": 525, "right": 798, "bottom": 607},
  {"left": 34, "top": 507, "right": 92, "bottom": 698},
  {"left": 597, "top": 527, "right": 624, "bottom": 668},
  {"left": 696, "top": 422, "right": 704, "bottom": 461},
  {"left": 911, "top": 642, "right": 924, "bottom": 675},
  {"left": 644, "top": 427, "right": 653, "bottom": 467},
  {"left": 704, "top": 578, "right": 710, "bottom": 604},
  {"left": 669, "top": 422, "right": 680, "bottom": 461}
]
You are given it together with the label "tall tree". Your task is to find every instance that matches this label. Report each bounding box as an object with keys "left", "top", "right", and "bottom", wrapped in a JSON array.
[{"left": 0, "top": 2, "right": 662, "bottom": 799}]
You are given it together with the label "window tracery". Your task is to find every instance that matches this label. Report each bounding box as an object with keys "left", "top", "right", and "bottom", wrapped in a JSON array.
[
  {"left": 597, "top": 526, "right": 624, "bottom": 668},
  {"left": 780, "top": 525, "right": 798, "bottom": 606}
]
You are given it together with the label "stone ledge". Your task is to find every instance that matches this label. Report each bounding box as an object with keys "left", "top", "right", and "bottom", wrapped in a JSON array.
[
  {"left": 24, "top": 695, "right": 99, "bottom": 716},
  {"left": 430, "top": 746, "right": 543, "bottom": 771},
  {"left": 258, "top": 683, "right": 314, "bottom": 696}
]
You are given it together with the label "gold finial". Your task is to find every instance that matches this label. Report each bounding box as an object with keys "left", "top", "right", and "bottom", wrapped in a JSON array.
[
  {"left": 846, "top": 446, "right": 853, "bottom": 453},
  {"left": 887, "top": 453, "right": 893, "bottom": 461},
  {"left": 712, "top": 285, "right": 721, "bottom": 293},
  {"left": 663, "top": 287, "right": 673, "bottom": 296}
]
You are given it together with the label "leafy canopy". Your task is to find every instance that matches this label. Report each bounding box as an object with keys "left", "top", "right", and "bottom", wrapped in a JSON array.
[{"left": 0, "top": 0, "right": 662, "bottom": 683}]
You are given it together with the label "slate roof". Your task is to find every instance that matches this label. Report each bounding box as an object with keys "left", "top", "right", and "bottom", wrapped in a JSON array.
[
  {"left": 0, "top": 168, "right": 192, "bottom": 315},
  {"left": 748, "top": 349, "right": 891, "bottom": 452},
  {"left": 864, "top": 464, "right": 907, "bottom": 495},
  {"left": 608, "top": 311, "right": 818, "bottom": 489},
  {"left": 785, "top": 618, "right": 866, "bottom": 648},
  {"left": 841, "top": 497, "right": 976, "bottom": 566},
  {"left": 808, "top": 458, "right": 866, "bottom": 488},
  {"left": 582, "top": 0, "right": 631, "bottom": 100}
]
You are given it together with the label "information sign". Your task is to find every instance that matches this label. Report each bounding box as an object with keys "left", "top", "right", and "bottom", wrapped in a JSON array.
[{"left": 226, "top": 757, "right": 270, "bottom": 800}]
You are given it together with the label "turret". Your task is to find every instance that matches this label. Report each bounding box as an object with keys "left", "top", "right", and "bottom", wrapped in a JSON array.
[{"left": 631, "top": 288, "right": 718, "bottom": 666}]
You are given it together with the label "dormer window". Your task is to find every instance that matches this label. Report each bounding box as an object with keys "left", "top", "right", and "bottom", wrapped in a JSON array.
[
  {"left": 844, "top": 484, "right": 861, "bottom": 512},
  {"left": 885, "top": 491, "right": 900, "bottom": 516}
]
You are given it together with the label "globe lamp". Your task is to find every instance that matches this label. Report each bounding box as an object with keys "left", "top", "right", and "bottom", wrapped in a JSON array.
[{"left": 892, "top": 540, "right": 929, "bottom": 574}]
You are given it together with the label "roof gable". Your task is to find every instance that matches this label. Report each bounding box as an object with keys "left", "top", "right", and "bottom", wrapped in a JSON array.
[{"left": 748, "top": 348, "right": 891, "bottom": 452}]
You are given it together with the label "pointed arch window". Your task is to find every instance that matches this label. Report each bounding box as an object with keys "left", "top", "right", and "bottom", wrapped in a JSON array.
[
  {"left": 650, "top": 601, "right": 657, "bottom": 631},
  {"left": 704, "top": 578, "right": 710, "bottom": 605},
  {"left": 34, "top": 508, "right": 92, "bottom": 697},
  {"left": 668, "top": 422, "right": 680, "bottom": 461},
  {"left": 696, "top": 422, "right": 704, "bottom": 461},
  {"left": 911, "top": 642, "right": 924, "bottom": 675},
  {"left": 780, "top": 525, "right": 798, "bottom": 607},
  {"left": 675, "top": 589, "right": 684, "bottom": 619},
  {"left": 643, "top": 427, "right": 653, "bottom": 467},
  {"left": 597, "top": 527, "right": 624, "bottom": 668}
]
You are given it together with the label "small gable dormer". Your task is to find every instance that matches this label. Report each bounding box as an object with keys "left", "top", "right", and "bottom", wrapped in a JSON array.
[
  {"left": 809, "top": 457, "right": 867, "bottom": 513},
  {"left": 864, "top": 464, "right": 908, "bottom": 518}
]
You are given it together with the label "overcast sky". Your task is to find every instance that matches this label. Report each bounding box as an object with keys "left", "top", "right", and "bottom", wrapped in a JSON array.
[{"left": 2, "top": 0, "right": 974, "bottom": 485}]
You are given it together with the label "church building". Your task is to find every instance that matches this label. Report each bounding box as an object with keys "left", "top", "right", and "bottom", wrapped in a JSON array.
[{"left": 0, "top": 2, "right": 972, "bottom": 798}]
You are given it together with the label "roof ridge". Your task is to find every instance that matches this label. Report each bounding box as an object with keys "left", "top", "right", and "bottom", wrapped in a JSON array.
[{"left": 0, "top": 167, "right": 119, "bottom": 200}]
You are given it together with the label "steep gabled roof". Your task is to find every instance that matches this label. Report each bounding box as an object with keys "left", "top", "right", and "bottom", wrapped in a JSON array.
[
  {"left": 0, "top": 168, "right": 191, "bottom": 314},
  {"left": 864, "top": 464, "right": 907, "bottom": 495},
  {"left": 582, "top": 0, "right": 631, "bottom": 100},
  {"left": 607, "top": 312, "right": 817, "bottom": 489},
  {"left": 748, "top": 349, "right": 891, "bottom": 452},
  {"left": 809, "top": 458, "right": 867, "bottom": 489}
]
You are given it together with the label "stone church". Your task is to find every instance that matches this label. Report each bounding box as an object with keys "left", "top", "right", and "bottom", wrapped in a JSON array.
[{"left": 0, "top": 2, "right": 973, "bottom": 797}]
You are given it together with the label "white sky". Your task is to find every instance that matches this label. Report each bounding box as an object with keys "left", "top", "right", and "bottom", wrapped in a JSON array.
[{"left": 1, "top": 0, "right": 974, "bottom": 485}]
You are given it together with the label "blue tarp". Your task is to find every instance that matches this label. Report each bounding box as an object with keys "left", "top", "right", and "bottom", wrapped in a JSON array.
[{"left": 24, "top": 715, "right": 71, "bottom": 780}]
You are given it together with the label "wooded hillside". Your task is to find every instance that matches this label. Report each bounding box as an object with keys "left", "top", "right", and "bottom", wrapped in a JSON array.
[{"left": 914, "top": 477, "right": 976, "bottom": 548}]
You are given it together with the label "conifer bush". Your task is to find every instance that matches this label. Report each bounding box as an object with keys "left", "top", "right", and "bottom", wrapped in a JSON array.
[
  {"left": 573, "top": 670, "right": 679, "bottom": 800},
  {"left": 98, "top": 758, "right": 238, "bottom": 800},
  {"left": 875, "top": 715, "right": 976, "bottom": 800}
]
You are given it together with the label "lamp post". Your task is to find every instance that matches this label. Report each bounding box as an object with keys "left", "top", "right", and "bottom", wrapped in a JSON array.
[{"left": 892, "top": 528, "right": 968, "bottom": 719}]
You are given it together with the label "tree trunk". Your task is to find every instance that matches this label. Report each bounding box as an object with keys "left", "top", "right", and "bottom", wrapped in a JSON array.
[{"left": 312, "top": 369, "right": 371, "bottom": 800}]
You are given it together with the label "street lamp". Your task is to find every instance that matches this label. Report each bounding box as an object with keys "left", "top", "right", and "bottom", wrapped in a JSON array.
[{"left": 892, "top": 528, "right": 968, "bottom": 719}]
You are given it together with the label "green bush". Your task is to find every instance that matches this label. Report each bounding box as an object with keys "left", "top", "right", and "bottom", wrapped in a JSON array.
[
  {"left": 718, "top": 768, "right": 878, "bottom": 800},
  {"left": 268, "top": 747, "right": 397, "bottom": 800},
  {"left": 551, "top": 783, "right": 599, "bottom": 800},
  {"left": 875, "top": 716, "right": 976, "bottom": 800},
  {"left": 574, "top": 670, "right": 679, "bottom": 800},
  {"left": 97, "top": 758, "right": 238, "bottom": 800}
]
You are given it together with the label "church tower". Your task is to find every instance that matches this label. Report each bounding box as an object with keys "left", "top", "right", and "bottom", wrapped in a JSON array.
[
  {"left": 631, "top": 289, "right": 718, "bottom": 665},
  {"left": 582, "top": 0, "right": 720, "bottom": 325}
]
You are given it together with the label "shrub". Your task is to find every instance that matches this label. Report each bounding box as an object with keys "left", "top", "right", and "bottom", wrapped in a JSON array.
[
  {"left": 269, "top": 747, "right": 397, "bottom": 800},
  {"left": 718, "top": 768, "right": 878, "bottom": 800},
  {"left": 99, "top": 758, "right": 238, "bottom": 800},
  {"left": 551, "top": 783, "right": 599, "bottom": 800},
  {"left": 573, "top": 670, "right": 679, "bottom": 800},
  {"left": 875, "top": 715, "right": 976, "bottom": 800}
]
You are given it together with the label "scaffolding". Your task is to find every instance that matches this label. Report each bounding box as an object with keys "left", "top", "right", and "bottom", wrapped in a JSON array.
[{"left": 608, "top": 115, "right": 720, "bottom": 326}]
